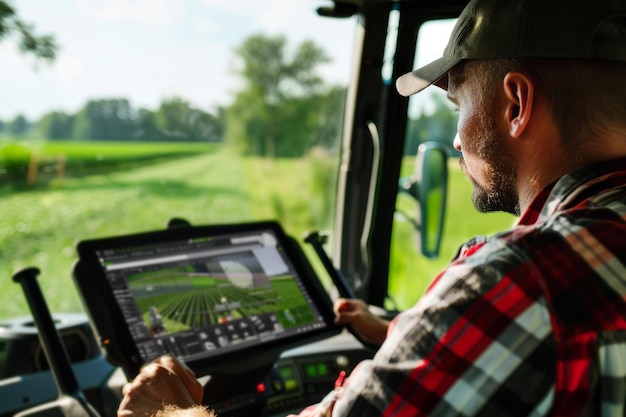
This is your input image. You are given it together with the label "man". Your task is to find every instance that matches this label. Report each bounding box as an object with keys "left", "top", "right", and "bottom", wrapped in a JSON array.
[{"left": 118, "top": 0, "right": 626, "bottom": 415}]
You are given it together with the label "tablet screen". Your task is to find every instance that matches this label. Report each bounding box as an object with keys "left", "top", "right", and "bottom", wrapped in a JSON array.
[{"left": 74, "top": 221, "right": 338, "bottom": 377}]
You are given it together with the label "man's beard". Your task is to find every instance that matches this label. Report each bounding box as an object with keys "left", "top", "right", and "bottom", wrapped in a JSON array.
[
  {"left": 468, "top": 160, "right": 520, "bottom": 216},
  {"left": 462, "top": 110, "right": 520, "bottom": 216}
]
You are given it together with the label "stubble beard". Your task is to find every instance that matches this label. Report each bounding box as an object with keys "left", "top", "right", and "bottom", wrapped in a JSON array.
[
  {"left": 462, "top": 110, "right": 520, "bottom": 216},
  {"left": 469, "top": 160, "right": 520, "bottom": 216}
]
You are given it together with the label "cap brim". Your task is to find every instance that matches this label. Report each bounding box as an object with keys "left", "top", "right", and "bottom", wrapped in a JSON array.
[{"left": 395, "top": 55, "right": 461, "bottom": 96}]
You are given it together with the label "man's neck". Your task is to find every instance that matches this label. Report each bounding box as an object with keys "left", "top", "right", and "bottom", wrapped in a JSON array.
[{"left": 516, "top": 132, "right": 626, "bottom": 213}]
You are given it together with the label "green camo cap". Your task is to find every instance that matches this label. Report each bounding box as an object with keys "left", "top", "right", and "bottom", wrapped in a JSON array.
[{"left": 396, "top": 0, "right": 626, "bottom": 96}]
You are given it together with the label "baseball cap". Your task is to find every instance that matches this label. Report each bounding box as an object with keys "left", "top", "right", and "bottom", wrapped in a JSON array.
[{"left": 396, "top": 0, "right": 626, "bottom": 96}]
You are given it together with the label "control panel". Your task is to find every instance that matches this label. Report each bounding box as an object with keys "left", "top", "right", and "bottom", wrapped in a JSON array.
[{"left": 265, "top": 333, "right": 373, "bottom": 416}]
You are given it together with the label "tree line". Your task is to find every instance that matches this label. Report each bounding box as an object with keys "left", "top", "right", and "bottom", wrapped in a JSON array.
[{"left": 2, "top": 98, "right": 226, "bottom": 143}]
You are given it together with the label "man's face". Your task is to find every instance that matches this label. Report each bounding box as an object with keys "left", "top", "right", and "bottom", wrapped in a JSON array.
[{"left": 447, "top": 63, "right": 520, "bottom": 216}]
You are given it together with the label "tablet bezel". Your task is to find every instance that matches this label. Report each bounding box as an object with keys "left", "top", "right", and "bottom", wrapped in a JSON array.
[{"left": 73, "top": 220, "right": 341, "bottom": 379}]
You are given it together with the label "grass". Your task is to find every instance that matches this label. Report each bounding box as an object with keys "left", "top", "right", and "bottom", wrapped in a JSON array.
[
  {"left": 0, "top": 144, "right": 517, "bottom": 321},
  {"left": 0, "top": 146, "right": 336, "bottom": 319}
]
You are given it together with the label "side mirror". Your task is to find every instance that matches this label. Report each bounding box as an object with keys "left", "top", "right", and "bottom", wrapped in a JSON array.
[{"left": 398, "top": 141, "right": 448, "bottom": 258}]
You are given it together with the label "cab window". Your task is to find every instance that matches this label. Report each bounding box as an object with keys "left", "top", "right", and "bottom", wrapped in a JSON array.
[{"left": 0, "top": 3, "right": 356, "bottom": 319}]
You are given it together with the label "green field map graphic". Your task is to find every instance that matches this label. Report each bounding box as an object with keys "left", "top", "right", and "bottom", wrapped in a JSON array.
[{"left": 128, "top": 260, "right": 315, "bottom": 335}]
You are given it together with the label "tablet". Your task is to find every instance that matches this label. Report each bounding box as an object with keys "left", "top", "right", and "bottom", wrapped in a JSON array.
[{"left": 73, "top": 220, "right": 340, "bottom": 379}]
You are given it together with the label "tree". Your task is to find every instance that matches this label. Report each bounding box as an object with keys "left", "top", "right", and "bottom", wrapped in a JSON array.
[
  {"left": 135, "top": 108, "right": 162, "bottom": 141},
  {"left": 310, "top": 85, "right": 346, "bottom": 151},
  {"left": 228, "top": 34, "right": 331, "bottom": 157},
  {"left": 187, "top": 109, "right": 223, "bottom": 142},
  {"left": 0, "top": 1, "right": 58, "bottom": 62},
  {"left": 72, "top": 99, "right": 136, "bottom": 140},
  {"left": 154, "top": 98, "right": 192, "bottom": 141},
  {"left": 8, "top": 114, "right": 28, "bottom": 136},
  {"left": 154, "top": 97, "right": 224, "bottom": 142},
  {"left": 39, "top": 111, "right": 74, "bottom": 140}
]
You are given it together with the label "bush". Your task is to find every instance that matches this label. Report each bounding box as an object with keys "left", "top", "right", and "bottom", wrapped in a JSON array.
[{"left": 0, "top": 143, "right": 33, "bottom": 185}]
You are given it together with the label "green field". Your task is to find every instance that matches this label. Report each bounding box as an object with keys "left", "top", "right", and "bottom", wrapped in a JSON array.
[
  {"left": 36, "top": 140, "right": 214, "bottom": 159},
  {"left": 0, "top": 141, "right": 515, "bottom": 320},
  {"left": 131, "top": 268, "right": 307, "bottom": 333},
  {"left": 0, "top": 140, "right": 214, "bottom": 162}
]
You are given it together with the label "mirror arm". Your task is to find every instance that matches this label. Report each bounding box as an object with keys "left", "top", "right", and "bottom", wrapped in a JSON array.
[{"left": 398, "top": 176, "right": 420, "bottom": 201}]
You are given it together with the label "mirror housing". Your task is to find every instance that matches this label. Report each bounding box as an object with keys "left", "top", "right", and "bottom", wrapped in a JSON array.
[{"left": 398, "top": 141, "right": 448, "bottom": 258}]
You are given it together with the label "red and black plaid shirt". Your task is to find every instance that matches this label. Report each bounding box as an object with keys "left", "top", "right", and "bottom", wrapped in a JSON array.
[{"left": 311, "top": 157, "right": 626, "bottom": 416}]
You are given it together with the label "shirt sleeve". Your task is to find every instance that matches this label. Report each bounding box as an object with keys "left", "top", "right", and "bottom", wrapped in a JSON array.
[{"left": 327, "top": 240, "right": 556, "bottom": 416}]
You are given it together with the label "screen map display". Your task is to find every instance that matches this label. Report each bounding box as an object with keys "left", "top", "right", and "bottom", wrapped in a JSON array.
[{"left": 95, "top": 228, "right": 329, "bottom": 365}]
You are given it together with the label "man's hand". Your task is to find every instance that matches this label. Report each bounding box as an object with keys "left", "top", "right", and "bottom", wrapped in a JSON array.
[
  {"left": 333, "top": 298, "right": 389, "bottom": 346},
  {"left": 118, "top": 355, "right": 205, "bottom": 417}
]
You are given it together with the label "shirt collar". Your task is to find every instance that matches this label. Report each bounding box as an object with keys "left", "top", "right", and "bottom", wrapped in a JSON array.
[{"left": 518, "top": 156, "right": 626, "bottom": 226}]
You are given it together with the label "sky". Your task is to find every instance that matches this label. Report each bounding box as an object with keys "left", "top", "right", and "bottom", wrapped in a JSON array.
[
  {"left": 1, "top": 0, "right": 453, "bottom": 121},
  {"left": 1, "top": 0, "right": 356, "bottom": 120}
]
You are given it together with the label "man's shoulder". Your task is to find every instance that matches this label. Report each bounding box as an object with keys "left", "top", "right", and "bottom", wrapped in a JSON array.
[{"left": 446, "top": 206, "right": 626, "bottom": 295}]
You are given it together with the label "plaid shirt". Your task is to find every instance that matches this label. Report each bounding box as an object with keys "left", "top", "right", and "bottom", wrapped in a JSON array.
[{"left": 311, "top": 157, "right": 626, "bottom": 417}]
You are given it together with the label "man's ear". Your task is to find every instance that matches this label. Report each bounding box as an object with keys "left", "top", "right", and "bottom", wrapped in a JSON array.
[{"left": 502, "top": 71, "right": 534, "bottom": 138}]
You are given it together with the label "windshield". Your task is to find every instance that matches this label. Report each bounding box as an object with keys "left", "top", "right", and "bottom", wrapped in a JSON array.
[{"left": 1, "top": 1, "right": 356, "bottom": 319}]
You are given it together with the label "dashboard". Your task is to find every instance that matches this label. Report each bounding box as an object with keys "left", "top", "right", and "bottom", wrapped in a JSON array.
[
  {"left": 239, "top": 332, "right": 372, "bottom": 417},
  {"left": 0, "top": 313, "right": 373, "bottom": 417}
]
